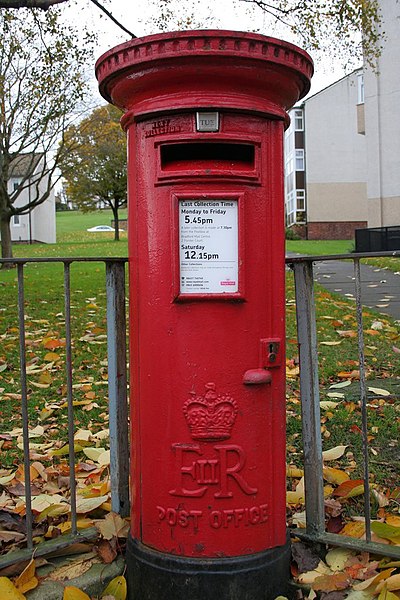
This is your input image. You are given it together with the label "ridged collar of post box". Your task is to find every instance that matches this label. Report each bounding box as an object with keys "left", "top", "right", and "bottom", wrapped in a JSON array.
[{"left": 95, "top": 30, "right": 313, "bottom": 126}]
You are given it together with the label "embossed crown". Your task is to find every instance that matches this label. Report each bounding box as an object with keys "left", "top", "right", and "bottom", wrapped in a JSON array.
[{"left": 183, "top": 383, "right": 238, "bottom": 441}]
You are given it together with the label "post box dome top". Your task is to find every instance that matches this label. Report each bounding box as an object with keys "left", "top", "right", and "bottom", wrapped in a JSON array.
[{"left": 95, "top": 29, "right": 313, "bottom": 123}]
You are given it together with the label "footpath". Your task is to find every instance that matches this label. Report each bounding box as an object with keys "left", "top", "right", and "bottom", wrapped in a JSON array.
[{"left": 287, "top": 254, "right": 400, "bottom": 321}]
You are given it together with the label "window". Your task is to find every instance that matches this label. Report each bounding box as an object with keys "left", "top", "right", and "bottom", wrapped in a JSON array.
[
  {"left": 12, "top": 178, "right": 22, "bottom": 192},
  {"left": 296, "top": 189, "right": 305, "bottom": 211},
  {"left": 295, "top": 149, "right": 305, "bottom": 171},
  {"left": 286, "top": 190, "right": 296, "bottom": 226},
  {"left": 357, "top": 73, "right": 364, "bottom": 104},
  {"left": 13, "top": 215, "right": 20, "bottom": 226},
  {"left": 294, "top": 109, "right": 304, "bottom": 131}
]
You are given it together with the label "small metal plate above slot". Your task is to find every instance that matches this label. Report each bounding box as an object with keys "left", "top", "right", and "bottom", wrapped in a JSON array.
[{"left": 196, "top": 111, "right": 219, "bottom": 132}]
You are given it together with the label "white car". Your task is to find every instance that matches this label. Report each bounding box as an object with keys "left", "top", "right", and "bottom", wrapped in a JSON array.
[{"left": 87, "top": 225, "right": 115, "bottom": 232}]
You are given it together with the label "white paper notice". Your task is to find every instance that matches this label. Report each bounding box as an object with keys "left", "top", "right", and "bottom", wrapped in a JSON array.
[{"left": 179, "top": 199, "right": 238, "bottom": 294}]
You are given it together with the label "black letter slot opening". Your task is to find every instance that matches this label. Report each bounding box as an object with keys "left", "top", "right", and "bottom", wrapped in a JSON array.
[{"left": 160, "top": 142, "right": 255, "bottom": 173}]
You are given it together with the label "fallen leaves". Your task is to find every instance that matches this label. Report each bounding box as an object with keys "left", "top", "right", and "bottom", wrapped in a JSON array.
[
  {"left": 292, "top": 542, "right": 400, "bottom": 598},
  {"left": 100, "top": 575, "right": 127, "bottom": 599},
  {"left": 0, "top": 577, "right": 26, "bottom": 599},
  {"left": 13, "top": 559, "right": 38, "bottom": 594}
]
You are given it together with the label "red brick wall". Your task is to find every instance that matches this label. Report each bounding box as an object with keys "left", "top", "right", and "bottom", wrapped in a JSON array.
[{"left": 307, "top": 221, "right": 367, "bottom": 240}]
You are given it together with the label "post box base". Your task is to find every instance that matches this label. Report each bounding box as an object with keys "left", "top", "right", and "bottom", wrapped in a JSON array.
[{"left": 126, "top": 534, "right": 291, "bottom": 600}]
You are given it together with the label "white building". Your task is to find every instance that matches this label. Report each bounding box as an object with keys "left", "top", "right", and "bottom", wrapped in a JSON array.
[
  {"left": 364, "top": 0, "right": 400, "bottom": 228},
  {"left": 284, "top": 0, "right": 399, "bottom": 239},
  {"left": 7, "top": 153, "right": 56, "bottom": 244}
]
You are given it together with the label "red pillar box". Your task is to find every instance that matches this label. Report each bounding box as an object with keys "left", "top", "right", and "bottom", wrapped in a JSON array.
[{"left": 96, "top": 30, "right": 312, "bottom": 600}]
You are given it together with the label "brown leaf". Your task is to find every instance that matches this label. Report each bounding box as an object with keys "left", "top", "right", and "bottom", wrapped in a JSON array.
[
  {"left": 319, "top": 592, "right": 347, "bottom": 600},
  {"left": 312, "top": 572, "right": 351, "bottom": 592},
  {"left": 95, "top": 512, "right": 129, "bottom": 541},
  {"left": 292, "top": 541, "right": 321, "bottom": 573},
  {"left": 0, "top": 531, "right": 26, "bottom": 543},
  {"left": 96, "top": 539, "right": 117, "bottom": 564},
  {"left": 43, "top": 338, "right": 65, "bottom": 350},
  {"left": 333, "top": 479, "right": 365, "bottom": 498}
]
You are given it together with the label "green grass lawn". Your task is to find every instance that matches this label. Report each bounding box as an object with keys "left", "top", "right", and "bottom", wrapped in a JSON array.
[{"left": 286, "top": 239, "right": 353, "bottom": 256}]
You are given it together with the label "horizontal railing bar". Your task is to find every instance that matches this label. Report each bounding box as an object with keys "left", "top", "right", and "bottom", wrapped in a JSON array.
[
  {"left": 1, "top": 252, "right": 397, "bottom": 265},
  {"left": 0, "top": 257, "right": 128, "bottom": 264},
  {"left": 0, "top": 528, "right": 99, "bottom": 570},
  {"left": 286, "top": 250, "right": 400, "bottom": 263},
  {"left": 292, "top": 530, "right": 400, "bottom": 559}
]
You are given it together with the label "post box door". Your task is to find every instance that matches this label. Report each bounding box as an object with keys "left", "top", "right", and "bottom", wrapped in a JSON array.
[{"left": 128, "top": 111, "right": 287, "bottom": 558}]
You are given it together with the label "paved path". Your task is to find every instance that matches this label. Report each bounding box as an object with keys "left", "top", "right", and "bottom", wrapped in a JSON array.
[{"left": 287, "top": 255, "right": 400, "bottom": 321}]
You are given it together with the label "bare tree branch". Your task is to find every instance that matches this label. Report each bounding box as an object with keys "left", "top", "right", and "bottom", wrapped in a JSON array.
[{"left": 0, "top": 0, "right": 67, "bottom": 8}]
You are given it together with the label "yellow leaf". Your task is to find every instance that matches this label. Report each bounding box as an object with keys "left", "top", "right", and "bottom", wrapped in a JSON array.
[
  {"left": 287, "top": 478, "right": 305, "bottom": 505},
  {"left": 51, "top": 444, "right": 83, "bottom": 456},
  {"left": 14, "top": 559, "right": 38, "bottom": 594},
  {"left": 376, "top": 575, "right": 400, "bottom": 593},
  {"left": 322, "top": 445, "right": 348, "bottom": 461},
  {"left": 101, "top": 575, "right": 127, "bottom": 600},
  {"left": 63, "top": 587, "right": 91, "bottom": 600},
  {"left": 322, "top": 467, "right": 350, "bottom": 485},
  {"left": 0, "top": 577, "right": 26, "bottom": 599},
  {"left": 36, "top": 503, "right": 70, "bottom": 522},
  {"left": 339, "top": 522, "right": 365, "bottom": 539},
  {"left": 320, "top": 341, "right": 343, "bottom": 346},
  {"left": 58, "top": 519, "right": 94, "bottom": 534},
  {"left": 377, "top": 586, "right": 399, "bottom": 600},
  {"left": 38, "top": 407, "right": 54, "bottom": 421},
  {"left": 286, "top": 365, "right": 300, "bottom": 378},
  {"left": 353, "top": 569, "right": 396, "bottom": 592},
  {"left": 76, "top": 495, "right": 109, "bottom": 514},
  {"left": 370, "top": 522, "right": 400, "bottom": 541},
  {"left": 39, "top": 371, "right": 52, "bottom": 385},
  {"left": 44, "top": 352, "right": 60, "bottom": 361},
  {"left": 286, "top": 465, "right": 304, "bottom": 478},
  {"left": 83, "top": 447, "right": 104, "bottom": 462}
]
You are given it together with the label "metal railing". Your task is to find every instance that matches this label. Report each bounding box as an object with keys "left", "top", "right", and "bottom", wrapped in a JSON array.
[
  {"left": 0, "top": 251, "right": 399, "bottom": 566},
  {"left": 0, "top": 257, "right": 129, "bottom": 568},
  {"left": 287, "top": 251, "right": 400, "bottom": 558}
]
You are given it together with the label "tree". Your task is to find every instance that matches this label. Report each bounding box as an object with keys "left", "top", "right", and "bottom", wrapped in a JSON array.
[
  {"left": 0, "top": 7, "right": 95, "bottom": 263},
  {"left": 0, "top": 0, "right": 383, "bottom": 69},
  {"left": 240, "top": 0, "right": 383, "bottom": 69},
  {"left": 60, "top": 104, "right": 127, "bottom": 241},
  {"left": 0, "top": 0, "right": 66, "bottom": 7},
  {"left": 153, "top": 0, "right": 383, "bottom": 69}
]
